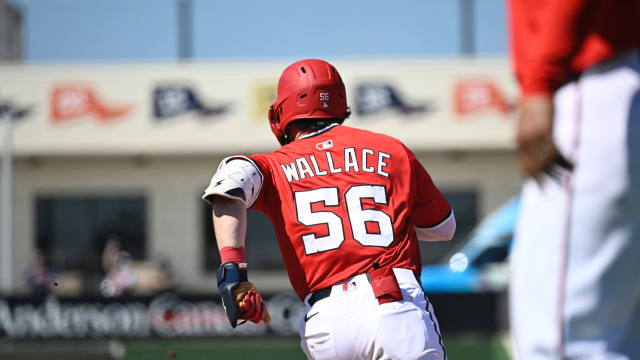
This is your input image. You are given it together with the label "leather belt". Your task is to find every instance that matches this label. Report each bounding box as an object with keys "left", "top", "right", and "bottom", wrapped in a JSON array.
[{"left": 306, "top": 270, "right": 422, "bottom": 307}]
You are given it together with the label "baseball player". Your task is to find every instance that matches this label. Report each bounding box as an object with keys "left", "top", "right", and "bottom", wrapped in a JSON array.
[
  {"left": 202, "top": 59, "right": 455, "bottom": 360},
  {"left": 508, "top": 0, "right": 640, "bottom": 359}
]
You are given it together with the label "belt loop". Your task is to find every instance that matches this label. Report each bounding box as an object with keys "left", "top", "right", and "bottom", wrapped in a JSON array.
[{"left": 308, "top": 287, "right": 332, "bottom": 307}]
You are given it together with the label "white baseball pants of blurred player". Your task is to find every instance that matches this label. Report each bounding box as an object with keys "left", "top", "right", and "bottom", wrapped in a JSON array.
[
  {"left": 511, "top": 50, "right": 640, "bottom": 360},
  {"left": 299, "top": 268, "right": 446, "bottom": 360}
]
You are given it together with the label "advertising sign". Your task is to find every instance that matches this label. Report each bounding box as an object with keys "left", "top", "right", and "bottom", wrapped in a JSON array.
[
  {"left": 0, "top": 293, "right": 304, "bottom": 339},
  {"left": 0, "top": 58, "right": 517, "bottom": 155}
]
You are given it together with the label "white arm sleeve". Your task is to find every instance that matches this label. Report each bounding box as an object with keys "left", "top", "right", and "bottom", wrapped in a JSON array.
[
  {"left": 414, "top": 211, "right": 456, "bottom": 242},
  {"left": 202, "top": 156, "right": 263, "bottom": 208}
]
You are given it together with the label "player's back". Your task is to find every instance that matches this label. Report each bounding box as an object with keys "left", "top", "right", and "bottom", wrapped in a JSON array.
[{"left": 250, "top": 124, "right": 448, "bottom": 299}]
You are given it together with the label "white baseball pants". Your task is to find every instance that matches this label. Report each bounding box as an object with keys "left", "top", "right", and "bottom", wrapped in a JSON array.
[
  {"left": 510, "top": 50, "right": 640, "bottom": 360},
  {"left": 299, "top": 268, "right": 446, "bottom": 360}
]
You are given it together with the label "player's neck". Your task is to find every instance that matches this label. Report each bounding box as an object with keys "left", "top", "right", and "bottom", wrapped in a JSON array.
[{"left": 294, "top": 130, "right": 314, "bottom": 141}]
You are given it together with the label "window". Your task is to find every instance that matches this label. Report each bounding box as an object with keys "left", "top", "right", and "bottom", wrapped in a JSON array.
[{"left": 36, "top": 196, "right": 147, "bottom": 292}]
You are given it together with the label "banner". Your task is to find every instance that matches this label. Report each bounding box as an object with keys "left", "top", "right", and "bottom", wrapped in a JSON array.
[
  {"left": 50, "top": 85, "right": 133, "bottom": 124},
  {"left": 0, "top": 291, "right": 503, "bottom": 338},
  {"left": 0, "top": 58, "right": 518, "bottom": 155},
  {"left": 0, "top": 293, "right": 304, "bottom": 339},
  {"left": 152, "top": 85, "right": 231, "bottom": 121}
]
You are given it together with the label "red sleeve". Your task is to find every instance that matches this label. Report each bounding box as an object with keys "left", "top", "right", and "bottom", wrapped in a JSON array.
[
  {"left": 509, "top": 0, "right": 602, "bottom": 95},
  {"left": 247, "top": 153, "right": 272, "bottom": 213},
  {"left": 404, "top": 146, "right": 451, "bottom": 227}
]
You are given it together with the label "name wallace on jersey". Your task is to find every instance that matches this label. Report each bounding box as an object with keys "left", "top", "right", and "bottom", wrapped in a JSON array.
[{"left": 280, "top": 147, "right": 392, "bottom": 182}]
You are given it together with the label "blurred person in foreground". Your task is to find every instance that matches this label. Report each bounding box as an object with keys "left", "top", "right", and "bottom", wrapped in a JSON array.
[
  {"left": 507, "top": 0, "right": 640, "bottom": 359},
  {"left": 202, "top": 59, "right": 454, "bottom": 359}
]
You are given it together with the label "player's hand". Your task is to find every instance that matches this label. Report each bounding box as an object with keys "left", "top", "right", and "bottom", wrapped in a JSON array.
[
  {"left": 217, "top": 262, "right": 271, "bottom": 328},
  {"left": 516, "top": 94, "right": 573, "bottom": 181},
  {"left": 233, "top": 282, "right": 271, "bottom": 324}
]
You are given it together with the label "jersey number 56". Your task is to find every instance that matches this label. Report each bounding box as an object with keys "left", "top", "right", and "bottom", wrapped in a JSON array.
[{"left": 294, "top": 185, "right": 393, "bottom": 255}]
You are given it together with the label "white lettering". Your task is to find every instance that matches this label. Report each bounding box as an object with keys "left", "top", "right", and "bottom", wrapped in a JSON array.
[
  {"left": 0, "top": 297, "right": 153, "bottom": 339},
  {"left": 344, "top": 148, "right": 359, "bottom": 172},
  {"left": 309, "top": 155, "right": 328, "bottom": 176},
  {"left": 362, "top": 149, "right": 375, "bottom": 172},
  {"left": 377, "top": 152, "right": 391, "bottom": 177},
  {"left": 296, "top": 157, "right": 315, "bottom": 179},
  {"left": 281, "top": 163, "right": 299, "bottom": 182},
  {"left": 326, "top": 152, "right": 342, "bottom": 174},
  {"left": 0, "top": 300, "right": 17, "bottom": 337},
  {"left": 282, "top": 149, "right": 392, "bottom": 182}
]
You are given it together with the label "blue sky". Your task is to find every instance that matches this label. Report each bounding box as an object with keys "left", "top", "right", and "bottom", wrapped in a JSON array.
[{"left": 11, "top": 0, "right": 507, "bottom": 62}]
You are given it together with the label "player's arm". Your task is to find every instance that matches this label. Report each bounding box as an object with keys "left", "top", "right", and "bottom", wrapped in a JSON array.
[
  {"left": 509, "top": 0, "right": 592, "bottom": 177},
  {"left": 510, "top": 0, "right": 601, "bottom": 95},
  {"left": 212, "top": 196, "right": 246, "bottom": 249},
  {"left": 404, "top": 146, "right": 456, "bottom": 242},
  {"left": 202, "top": 156, "right": 271, "bottom": 327},
  {"left": 414, "top": 210, "right": 456, "bottom": 242}
]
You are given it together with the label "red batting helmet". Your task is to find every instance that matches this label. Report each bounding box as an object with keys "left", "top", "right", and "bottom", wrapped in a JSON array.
[{"left": 268, "top": 59, "right": 349, "bottom": 145}]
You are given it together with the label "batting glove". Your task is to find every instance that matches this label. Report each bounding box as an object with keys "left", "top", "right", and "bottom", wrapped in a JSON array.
[{"left": 217, "top": 262, "right": 271, "bottom": 328}]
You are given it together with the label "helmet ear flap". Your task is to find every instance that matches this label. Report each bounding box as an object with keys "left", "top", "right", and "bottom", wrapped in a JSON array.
[{"left": 269, "top": 104, "right": 282, "bottom": 126}]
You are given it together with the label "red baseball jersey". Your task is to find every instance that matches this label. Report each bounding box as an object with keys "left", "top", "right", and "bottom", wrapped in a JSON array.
[
  {"left": 248, "top": 124, "right": 451, "bottom": 300},
  {"left": 508, "top": 0, "right": 640, "bottom": 96}
]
